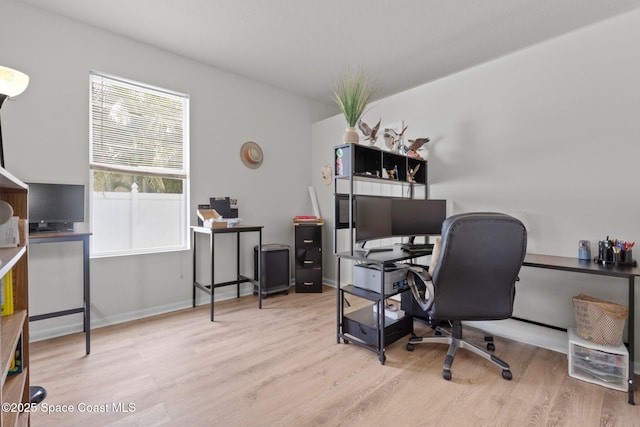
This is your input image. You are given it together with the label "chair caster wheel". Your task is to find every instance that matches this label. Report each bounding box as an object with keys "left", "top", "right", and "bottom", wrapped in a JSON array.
[
  {"left": 484, "top": 336, "right": 495, "bottom": 351},
  {"left": 442, "top": 370, "right": 452, "bottom": 381},
  {"left": 406, "top": 343, "right": 414, "bottom": 352},
  {"left": 502, "top": 370, "right": 512, "bottom": 381},
  {"left": 30, "top": 386, "right": 47, "bottom": 405}
]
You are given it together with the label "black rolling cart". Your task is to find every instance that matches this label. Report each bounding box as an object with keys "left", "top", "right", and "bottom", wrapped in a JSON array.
[{"left": 336, "top": 246, "right": 432, "bottom": 364}]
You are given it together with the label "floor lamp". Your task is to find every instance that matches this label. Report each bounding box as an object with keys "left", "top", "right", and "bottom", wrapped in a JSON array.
[{"left": 0, "top": 65, "right": 30, "bottom": 169}]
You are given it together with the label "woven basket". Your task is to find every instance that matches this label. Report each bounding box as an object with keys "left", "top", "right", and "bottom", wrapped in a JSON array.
[{"left": 572, "top": 293, "right": 628, "bottom": 346}]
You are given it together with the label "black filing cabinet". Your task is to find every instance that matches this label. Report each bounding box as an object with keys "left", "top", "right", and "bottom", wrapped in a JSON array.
[{"left": 294, "top": 223, "right": 323, "bottom": 292}]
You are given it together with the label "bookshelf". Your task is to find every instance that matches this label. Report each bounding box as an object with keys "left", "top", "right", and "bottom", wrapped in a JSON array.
[{"left": 0, "top": 167, "right": 29, "bottom": 427}]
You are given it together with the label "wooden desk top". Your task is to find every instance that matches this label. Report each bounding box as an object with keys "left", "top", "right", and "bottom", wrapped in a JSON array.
[{"left": 29, "top": 231, "right": 92, "bottom": 241}]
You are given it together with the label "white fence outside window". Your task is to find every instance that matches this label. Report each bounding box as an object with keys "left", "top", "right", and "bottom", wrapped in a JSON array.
[{"left": 92, "top": 185, "right": 186, "bottom": 255}]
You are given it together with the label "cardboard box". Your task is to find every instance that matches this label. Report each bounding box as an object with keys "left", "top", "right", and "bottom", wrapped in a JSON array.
[
  {"left": 197, "top": 209, "right": 242, "bottom": 228},
  {"left": 198, "top": 209, "right": 220, "bottom": 222},
  {"left": 198, "top": 209, "right": 225, "bottom": 228}
]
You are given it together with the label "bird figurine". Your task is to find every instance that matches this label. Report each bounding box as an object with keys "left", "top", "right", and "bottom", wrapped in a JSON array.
[
  {"left": 406, "top": 137, "right": 430, "bottom": 159},
  {"left": 383, "top": 132, "right": 395, "bottom": 150},
  {"left": 383, "top": 126, "right": 408, "bottom": 152},
  {"left": 407, "top": 163, "right": 420, "bottom": 183},
  {"left": 357, "top": 118, "right": 381, "bottom": 145}
]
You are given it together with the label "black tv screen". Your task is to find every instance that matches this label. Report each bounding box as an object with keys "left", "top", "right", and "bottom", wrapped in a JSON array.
[{"left": 28, "top": 183, "right": 85, "bottom": 230}]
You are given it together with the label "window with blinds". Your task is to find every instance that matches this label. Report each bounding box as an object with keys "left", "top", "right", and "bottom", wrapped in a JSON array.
[{"left": 89, "top": 72, "right": 190, "bottom": 256}]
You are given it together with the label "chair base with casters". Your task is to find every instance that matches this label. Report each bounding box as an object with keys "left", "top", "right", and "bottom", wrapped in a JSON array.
[{"left": 407, "top": 321, "right": 512, "bottom": 381}]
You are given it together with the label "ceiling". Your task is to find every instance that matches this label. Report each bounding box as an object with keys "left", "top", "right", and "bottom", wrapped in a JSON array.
[{"left": 17, "top": 0, "right": 640, "bottom": 110}]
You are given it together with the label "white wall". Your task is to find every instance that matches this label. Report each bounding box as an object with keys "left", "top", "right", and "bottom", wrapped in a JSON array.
[
  {"left": 0, "top": 0, "right": 334, "bottom": 339},
  {"left": 312, "top": 9, "right": 640, "bottom": 365}
]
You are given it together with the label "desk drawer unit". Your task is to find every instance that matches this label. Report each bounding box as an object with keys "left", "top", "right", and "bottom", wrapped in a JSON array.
[{"left": 294, "top": 223, "right": 322, "bottom": 293}]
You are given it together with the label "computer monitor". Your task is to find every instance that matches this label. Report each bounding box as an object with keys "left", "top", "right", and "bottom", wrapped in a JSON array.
[
  {"left": 391, "top": 199, "right": 447, "bottom": 237},
  {"left": 354, "top": 195, "right": 392, "bottom": 242},
  {"left": 355, "top": 196, "right": 446, "bottom": 243},
  {"left": 27, "top": 182, "right": 85, "bottom": 232}
]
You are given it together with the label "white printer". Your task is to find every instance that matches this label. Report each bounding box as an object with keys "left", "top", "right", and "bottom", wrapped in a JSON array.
[{"left": 353, "top": 263, "right": 410, "bottom": 294}]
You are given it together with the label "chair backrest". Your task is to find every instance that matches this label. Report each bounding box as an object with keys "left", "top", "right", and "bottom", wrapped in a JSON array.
[{"left": 430, "top": 212, "right": 527, "bottom": 321}]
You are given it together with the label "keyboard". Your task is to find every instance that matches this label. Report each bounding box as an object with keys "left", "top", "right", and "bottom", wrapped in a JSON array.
[
  {"left": 355, "top": 247, "right": 394, "bottom": 257},
  {"left": 400, "top": 243, "right": 434, "bottom": 252}
]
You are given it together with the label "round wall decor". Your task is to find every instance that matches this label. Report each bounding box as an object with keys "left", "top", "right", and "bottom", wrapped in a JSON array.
[
  {"left": 321, "top": 164, "right": 333, "bottom": 185},
  {"left": 240, "top": 141, "right": 263, "bottom": 169}
]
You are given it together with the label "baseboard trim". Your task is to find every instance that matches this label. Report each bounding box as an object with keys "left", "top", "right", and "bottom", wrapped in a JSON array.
[{"left": 29, "top": 283, "right": 257, "bottom": 342}]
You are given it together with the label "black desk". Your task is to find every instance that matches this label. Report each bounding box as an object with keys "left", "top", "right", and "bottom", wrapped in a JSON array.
[
  {"left": 28, "top": 231, "right": 92, "bottom": 355},
  {"left": 192, "top": 225, "right": 263, "bottom": 321},
  {"left": 522, "top": 253, "right": 639, "bottom": 405}
]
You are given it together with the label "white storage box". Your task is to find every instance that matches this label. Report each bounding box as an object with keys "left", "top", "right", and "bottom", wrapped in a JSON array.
[
  {"left": 568, "top": 328, "right": 628, "bottom": 392},
  {"left": 373, "top": 303, "right": 405, "bottom": 320},
  {"left": 353, "top": 263, "right": 409, "bottom": 294}
]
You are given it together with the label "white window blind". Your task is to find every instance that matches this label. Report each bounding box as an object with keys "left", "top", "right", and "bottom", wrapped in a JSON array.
[
  {"left": 90, "top": 72, "right": 188, "bottom": 178},
  {"left": 89, "top": 71, "right": 190, "bottom": 257}
]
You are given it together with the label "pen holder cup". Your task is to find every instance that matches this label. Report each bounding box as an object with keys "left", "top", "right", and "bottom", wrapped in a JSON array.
[
  {"left": 619, "top": 249, "right": 632, "bottom": 264},
  {"left": 598, "top": 244, "right": 612, "bottom": 262}
]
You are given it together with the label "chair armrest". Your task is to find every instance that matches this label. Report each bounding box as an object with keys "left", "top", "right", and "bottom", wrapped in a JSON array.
[{"left": 406, "top": 267, "right": 434, "bottom": 312}]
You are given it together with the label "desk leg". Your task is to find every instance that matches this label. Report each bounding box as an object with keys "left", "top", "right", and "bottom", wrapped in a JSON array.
[
  {"left": 192, "top": 230, "right": 197, "bottom": 308},
  {"left": 210, "top": 233, "right": 215, "bottom": 322},
  {"left": 236, "top": 232, "right": 241, "bottom": 298},
  {"left": 82, "top": 236, "right": 91, "bottom": 355},
  {"left": 378, "top": 269, "right": 385, "bottom": 365},
  {"left": 258, "top": 230, "right": 262, "bottom": 309},
  {"left": 337, "top": 257, "right": 341, "bottom": 344},
  {"left": 629, "top": 276, "right": 636, "bottom": 405}
]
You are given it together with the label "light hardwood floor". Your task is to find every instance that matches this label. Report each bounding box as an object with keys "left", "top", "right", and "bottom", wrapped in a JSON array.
[{"left": 30, "top": 287, "right": 638, "bottom": 427}]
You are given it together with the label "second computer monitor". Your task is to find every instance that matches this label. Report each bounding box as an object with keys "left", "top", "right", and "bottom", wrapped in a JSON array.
[{"left": 355, "top": 196, "right": 446, "bottom": 243}]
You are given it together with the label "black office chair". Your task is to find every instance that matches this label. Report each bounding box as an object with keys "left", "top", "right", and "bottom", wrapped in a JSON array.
[{"left": 405, "top": 212, "right": 527, "bottom": 381}]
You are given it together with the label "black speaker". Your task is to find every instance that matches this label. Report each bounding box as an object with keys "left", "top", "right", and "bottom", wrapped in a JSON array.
[{"left": 253, "top": 244, "right": 291, "bottom": 296}]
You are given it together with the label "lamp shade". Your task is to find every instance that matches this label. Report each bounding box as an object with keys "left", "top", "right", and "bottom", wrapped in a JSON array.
[{"left": 0, "top": 66, "right": 29, "bottom": 98}]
